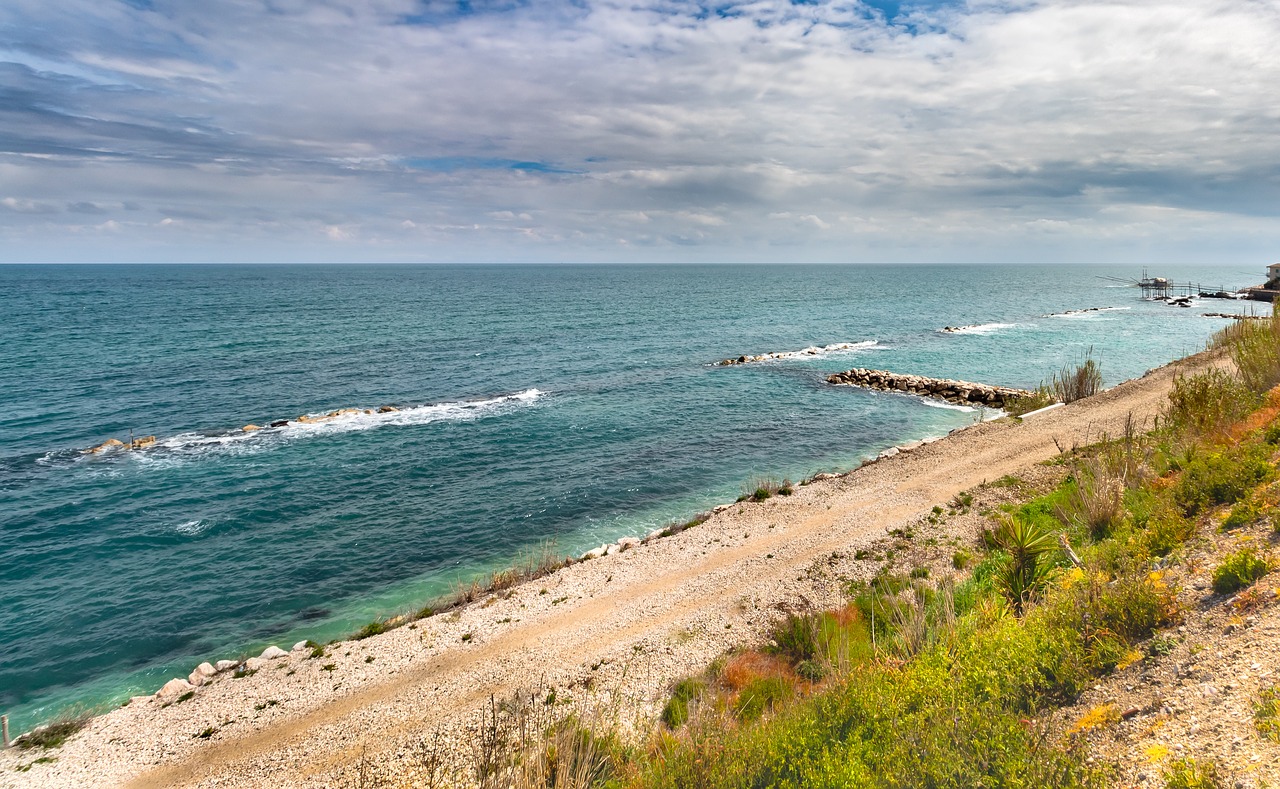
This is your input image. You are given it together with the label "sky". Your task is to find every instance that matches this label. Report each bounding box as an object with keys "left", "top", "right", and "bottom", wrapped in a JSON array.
[{"left": 1, "top": 0, "right": 1279, "bottom": 264}]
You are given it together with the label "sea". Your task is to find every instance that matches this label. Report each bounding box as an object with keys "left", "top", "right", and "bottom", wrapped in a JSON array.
[{"left": 0, "top": 262, "right": 1266, "bottom": 731}]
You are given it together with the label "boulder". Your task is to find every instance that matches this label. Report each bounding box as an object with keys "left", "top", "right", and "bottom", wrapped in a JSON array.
[
  {"left": 259, "top": 645, "right": 289, "bottom": 660},
  {"left": 377, "top": 406, "right": 399, "bottom": 413},
  {"left": 85, "top": 438, "right": 124, "bottom": 454},
  {"left": 188, "top": 669, "right": 208, "bottom": 687},
  {"left": 193, "top": 662, "right": 217, "bottom": 679},
  {"left": 617, "top": 537, "right": 641, "bottom": 551},
  {"left": 270, "top": 419, "right": 290, "bottom": 428},
  {"left": 242, "top": 424, "right": 261, "bottom": 432},
  {"left": 292, "top": 640, "right": 310, "bottom": 652},
  {"left": 244, "top": 657, "right": 267, "bottom": 671},
  {"left": 130, "top": 436, "right": 157, "bottom": 449},
  {"left": 878, "top": 447, "right": 900, "bottom": 459},
  {"left": 214, "top": 659, "right": 240, "bottom": 672},
  {"left": 156, "top": 677, "right": 194, "bottom": 702}
]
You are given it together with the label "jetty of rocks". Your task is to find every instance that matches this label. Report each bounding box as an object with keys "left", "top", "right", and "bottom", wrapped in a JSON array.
[{"left": 827, "top": 367, "right": 1036, "bottom": 409}]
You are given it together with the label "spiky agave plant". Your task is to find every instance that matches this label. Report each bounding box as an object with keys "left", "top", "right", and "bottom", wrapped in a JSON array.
[{"left": 994, "top": 515, "right": 1059, "bottom": 614}]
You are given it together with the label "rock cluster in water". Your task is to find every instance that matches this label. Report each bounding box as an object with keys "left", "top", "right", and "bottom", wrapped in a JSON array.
[
  {"left": 82, "top": 405, "right": 405, "bottom": 454},
  {"left": 716, "top": 342, "right": 870, "bottom": 366},
  {"left": 827, "top": 368, "right": 1035, "bottom": 409}
]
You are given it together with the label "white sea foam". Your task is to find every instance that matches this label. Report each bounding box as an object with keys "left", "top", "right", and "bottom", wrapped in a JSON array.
[
  {"left": 175, "top": 519, "right": 209, "bottom": 536},
  {"left": 918, "top": 398, "right": 976, "bottom": 412},
  {"left": 1045, "top": 306, "right": 1132, "bottom": 318},
  {"left": 86, "top": 389, "right": 547, "bottom": 460},
  {"left": 719, "top": 341, "right": 878, "bottom": 364},
  {"left": 938, "top": 323, "right": 1015, "bottom": 336}
]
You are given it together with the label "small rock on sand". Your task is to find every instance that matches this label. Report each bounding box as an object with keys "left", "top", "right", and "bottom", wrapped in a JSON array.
[{"left": 259, "top": 646, "right": 289, "bottom": 660}]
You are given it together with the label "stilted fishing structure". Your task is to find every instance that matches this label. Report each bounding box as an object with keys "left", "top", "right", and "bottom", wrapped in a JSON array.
[{"left": 1098, "top": 269, "right": 1237, "bottom": 300}]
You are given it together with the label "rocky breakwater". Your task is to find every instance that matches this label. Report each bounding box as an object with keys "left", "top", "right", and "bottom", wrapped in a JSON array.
[{"left": 827, "top": 367, "right": 1036, "bottom": 409}]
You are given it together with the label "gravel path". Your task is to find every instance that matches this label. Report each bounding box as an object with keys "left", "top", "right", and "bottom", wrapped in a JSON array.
[{"left": 0, "top": 351, "right": 1221, "bottom": 788}]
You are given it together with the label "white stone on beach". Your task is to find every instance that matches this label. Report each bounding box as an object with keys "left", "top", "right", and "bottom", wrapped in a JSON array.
[
  {"left": 878, "top": 447, "right": 900, "bottom": 459},
  {"left": 645, "top": 529, "right": 665, "bottom": 542},
  {"left": 245, "top": 657, "right": 267, "bottom": 671},
  {"left": 581, "top": 547, "right": 604, "bottom": 560},
  {"left": 260, "top": 646, "right": 289, "bottom": 660},
  {"left": 617, "top": 537, "right": 641, "bottom": 551},
  {"left": 292, "top": 641, "right": 310, "bottom": 652},
  {"left": 156, "top": 678, "right": 193, "bottom": 701},
  {"left": 214, "top": 659, "right": 239, "bottom": 672},
  {"left": 188, "top": 661, "right": 217, "bottom": 686}
]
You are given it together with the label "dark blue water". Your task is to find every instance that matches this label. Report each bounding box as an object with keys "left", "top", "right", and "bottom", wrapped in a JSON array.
[{"left": 0, "top": 263, "right": 1261, "bottom": 729}]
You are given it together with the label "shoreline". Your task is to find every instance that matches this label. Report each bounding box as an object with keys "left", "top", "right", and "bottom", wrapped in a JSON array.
[{"left": 0, "top": 348, "right": 1225, "bottom": 787}]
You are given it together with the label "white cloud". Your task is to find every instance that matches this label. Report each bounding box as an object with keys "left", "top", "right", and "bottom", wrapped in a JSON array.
[{"left": 1, "top": 0, "right": 1278, "bottom": 261}]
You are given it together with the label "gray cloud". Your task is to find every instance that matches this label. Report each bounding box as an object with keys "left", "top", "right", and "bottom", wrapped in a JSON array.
[{"left": 1, "top": 0, "right": 1278, "bottom": 262}]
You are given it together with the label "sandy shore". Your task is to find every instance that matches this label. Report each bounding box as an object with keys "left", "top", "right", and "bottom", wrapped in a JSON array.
[{"left": 0, "top": 350, "right": 1223, "bottom": 788}]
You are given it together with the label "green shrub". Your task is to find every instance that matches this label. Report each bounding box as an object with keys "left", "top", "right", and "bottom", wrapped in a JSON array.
[
  {"left": 353, "top": 619, "right": 388, "bottom": 640},
  {"left": 1173, "top": 446, "right": 1273, "bottom": 515},
  {"left": 795, "top": 659, "right": 825, "bottom": 682},
  {"left": 661, "top": 677, "right": 705, "bottom": 729},
  {"left": 1212, "top": 548, "right": 1269, "bottom": 594},
  {"left": 732, "top": 675, "right": 793, "bottom": 722},
  {"left": 15, "top": 714, "right": 89, "bottom": 750},
  {"left": 1256, "top": 684, "right": 1280, "bottom": 743},
  {"left": 952, "top": 549, "right": 973, "bottom": 570},
  {"left": 1163, "top": 368, "right": 1257, "bottom": 439},
  {"left": 1221, "top": 499, "right": 1261, "bottom": 531},
  {"left": 1162, "top": 757, "right": 1224, "bottom": 789},
  {"left": 1006, "top": 387, "right": 1057, "bottom": 416},
  {"left": 1051, "top": 351, "right": 1103, "bottom": 404},
  {"left": 1142, "top": 505, "right": 1196, "bottom": 557},
  {"left": 1213, "top": 309, "right": 1280, "bottom": 394}
]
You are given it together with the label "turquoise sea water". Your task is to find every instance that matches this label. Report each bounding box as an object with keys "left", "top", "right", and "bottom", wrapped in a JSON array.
[{"left": 0, "top": 263, "right": 1264, "bottom": 730}]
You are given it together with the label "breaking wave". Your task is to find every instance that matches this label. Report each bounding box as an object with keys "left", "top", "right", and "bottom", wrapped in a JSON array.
[
  {"left": 716, "top": 341, "right": 879, "bottom": 365},
  {"left": 74, "top": 389, "right": 547, "bottom": 461},
  {"left": 938, "top": 323, "right": 1015, "bottom": 336}
]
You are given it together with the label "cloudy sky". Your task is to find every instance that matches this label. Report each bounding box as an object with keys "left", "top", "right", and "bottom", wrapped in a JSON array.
[{"left": 2, "top": 0, "right": 1279, "bottom": 263}]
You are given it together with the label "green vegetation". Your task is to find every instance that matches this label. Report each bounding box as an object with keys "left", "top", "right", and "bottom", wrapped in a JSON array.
[
  {"left": 1050, "top": 350, "right": 1103, "bottom": 404},
  {"left": 353, "top": 619, "right": 388, "bottom": 640},
  {"left": 1256, "top": 684, "right": 1280, "bottom": 743},
  {"left": 661, "top": 677, "right": 705, "bottom": 729},
  {"left": 1211, "top": 547, "right": 1270, "bottom": 595},
  {"left": 1005, "top": 387, "right": 1057, "bottom": 416},
  {"left": 14, "top": 714, "right": 89, "bottom": 750},
  {"left": 1162, "top": 757, "right": 1224, "bottom": 789},
  {"left": 737, "top": 477, "right": 795, "bottom": 503}
]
